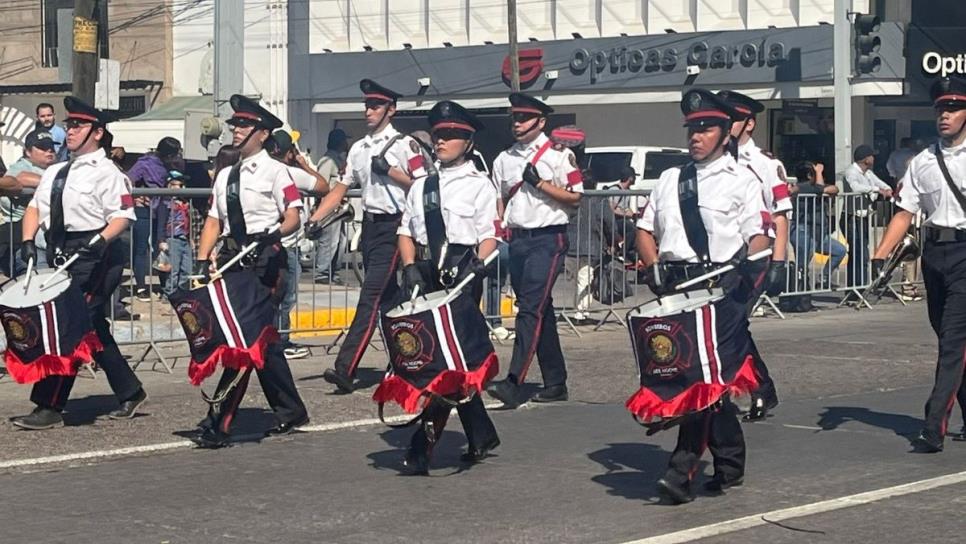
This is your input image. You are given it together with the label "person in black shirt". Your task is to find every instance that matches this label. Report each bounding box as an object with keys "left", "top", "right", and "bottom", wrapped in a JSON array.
[{"left": 790, "top": 161, "right": 847, "bottom": 290}]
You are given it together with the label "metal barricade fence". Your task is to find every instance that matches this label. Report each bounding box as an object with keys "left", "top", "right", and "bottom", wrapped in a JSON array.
[{"left": 0, "top": 186, "right": 925, "bottom": 379}]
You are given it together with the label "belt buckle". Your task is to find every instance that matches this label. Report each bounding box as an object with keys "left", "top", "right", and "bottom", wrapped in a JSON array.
[{"left": 52, "top": 252, "right": 67, "bottom": 267}]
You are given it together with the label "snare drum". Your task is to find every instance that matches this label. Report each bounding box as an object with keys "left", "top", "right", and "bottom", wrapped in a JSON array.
[
  {"left": 624, "top": 289, "right": 759, "bottom": 423},
  {"left": 374, "top": 289, "right": 498, "bottom": 413},
  {"left": 0, "top": 271, "right": 102, "bottom": 384}
]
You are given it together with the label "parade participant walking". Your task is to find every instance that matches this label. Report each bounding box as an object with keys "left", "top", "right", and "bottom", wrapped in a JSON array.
[
  {"left": 634, "top": 89, "right": 772, "bottom": 504},
  {"left": 486, "top": 93, "right": 583, "bottom": 408},
  {"left": 375, "top": 100, "right": 500, "bottom": 474},
  {"left": 718, "top": 90, "right": 791, "bottom": 421},
  {"left": 305, "top": 79, "right": 426, "bottom": 393},
  {"left": 12, "top": 97, "right": 148, "bottom": 430},
  {"left": 190, "top": 95, "right": 308, "bottom": 448},
  {"left": 871, "top": 77, "right": 966, "bottom": 453}
]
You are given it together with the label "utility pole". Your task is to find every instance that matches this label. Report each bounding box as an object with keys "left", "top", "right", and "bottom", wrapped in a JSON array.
[
  {"left": 833, "top": 0, "right": 853, "bottom": 186},
  {"left": 214, "top": 1, "right": 245, "bottom": 120},
  {"left": 71, "top": 0, "right": 99, "bottom": 104},
  {"left": 508, "top": 0, "right": 520, "bottom": 92}
]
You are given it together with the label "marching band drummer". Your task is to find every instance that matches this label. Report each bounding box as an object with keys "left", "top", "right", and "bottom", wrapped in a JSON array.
[
  {"left": 13, "top": 97, "right": 148, "bottom": 430},
  {"left": 635, "top": 89, "right": 773, "bottom": 504},
  {"left": 192, "top": 95, "right": 308, "bottom": 448},
  {"left": 391, "top": 100, "right": 501, "bottom": 474},
  {"left": 871, "top": 77, "right": 966, "bottom": 453},
  {"left": 717, "top": 90, "right": 793, "bottom": 421}
]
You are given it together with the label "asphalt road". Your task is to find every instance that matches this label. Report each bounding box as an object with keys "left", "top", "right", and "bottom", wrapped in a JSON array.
[{"left": 1, "top": 299, "right": 965, "bottom": 544}]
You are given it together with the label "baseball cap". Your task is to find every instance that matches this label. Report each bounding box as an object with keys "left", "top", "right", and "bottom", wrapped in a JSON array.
[{"left": 24, "top": 129, "right": 56, "bottom": 151}]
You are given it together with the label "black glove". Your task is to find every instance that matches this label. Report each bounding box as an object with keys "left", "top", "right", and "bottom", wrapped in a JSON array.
[
  {"left": 20, "top": 240, "right": 36, "bottom": 266},
  {"left": 75, "top": 235, "right": 107, "bottom": 259},
  {"left": 764, "top": 260, "right": 788, "bottom": 297},
  {"left": 401, "top": 264, "right": 427, "bottom": 297},
  {"left": 253, "top": 229, "right": 282, "bottom": 248},
  {"left": 193, "top": 259, "right": 211, "bottom": 282},
  {"left": 522, "top": 163, "right": 542, "bottom": 188},
  {"left": 371, "top": 156, "right": 391, "bottom": 176},
  {"left": 304, "top": 220, "right": 324, "bottom": 241},
  {"left": 466, "top": 255, "right": 490, "bottom": 279},
  {"left": 871, "top": 258, "right": 885, "bottom": 280}
]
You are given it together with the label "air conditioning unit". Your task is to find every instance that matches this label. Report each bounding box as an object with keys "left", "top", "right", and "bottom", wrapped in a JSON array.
[{"left": 183, "top": 109, "right": 223, "bottom": 162}]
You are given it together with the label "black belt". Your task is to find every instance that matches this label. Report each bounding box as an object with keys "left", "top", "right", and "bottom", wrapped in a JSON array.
[
  {"left": 414, "top": 243, "right": 474, "bottom": 262},
  {"left": 510, "top": 224, "right": 567, "bottom": 238},
  {"left": 63, "top": 229, "right": 103, "bottom": 241},
  {"left": 924, "top": 227, "right": 966, "bottom": 243},
  {"left": 363, "top": 211, "right": 402, "bottom": 223}
]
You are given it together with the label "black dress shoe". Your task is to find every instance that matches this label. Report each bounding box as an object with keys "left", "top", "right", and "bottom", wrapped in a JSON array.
[
  {"left": 951, "top": 426, "right": 966, "bottom": 442},
  {"left": 11, "top": 407, "right": 64, "bottom": 430},
  {"left": 911, "top": 431, "right": 944, "bottom": 453},
  {"left": 266, "top": 414, "right": 310, "bottom": 436},
  {"left": 656, "top": 478, "right": 693, "bottom": 505},
  {"left": 486, "top": 379, "right": 522, "bottom": 408},
  {"left": 322, "top": 369, "right": 355, "bottom": 394},
  {"left": 195, "top": 427, "right": 232, "bottom": 449},
  {"left": 460, "top": 437, "right": 501, "bottom": 463},
  {"left": 403, "top": 450, "right": 430, "bottom": 475},
  {"left": 703, "top": 474, "right": 744, "bottom": 493},
  {"left": 532, "top": 384, "right": 568, "bottom": 403},
  {"left": 109, "top": 388, "right": 148, "bottom": 419},
  {"left": 742, "top": 393, "right": 778, "bottom": 421}
]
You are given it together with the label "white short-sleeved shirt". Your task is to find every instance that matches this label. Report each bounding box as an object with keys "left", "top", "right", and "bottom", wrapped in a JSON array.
[
  {"left": 342, "top": 124, "right": 427, "bottom": 214},
  {"left": 398, "top": 161, "right": 498, "bottom": 246},
  {"left": 493, "top": 132, "right": 584, "bottom": 229},
  {"left": 737, "top": 139, "right": 792, "bottom": 215},
  {"left": 209, "top": 149, "right": 303, "bottom": 237},
  {"left": 896, "top": 142, "right": 966, "bottom": 229},
  {"left": 281, "top": 165, "right": 319, "bottom": 248},
  {"left": 636, "top": 153, "right": 772, "bottom": 263},
  {"left": 30, "top": 148, "right": 136, "bottom": 231}
]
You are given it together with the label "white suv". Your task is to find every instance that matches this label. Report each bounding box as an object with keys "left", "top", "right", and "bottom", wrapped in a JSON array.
[{"left": 584, "top": 146, "right": 689, "bottom": 193}]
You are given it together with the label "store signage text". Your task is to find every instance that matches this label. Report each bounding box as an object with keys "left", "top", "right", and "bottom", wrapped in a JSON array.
[
  {"left": 922, "top": 51, "right": 966, "bottom": 77},
  {"left": 570, "top": 39, "right": 788, "bottom": 83}
]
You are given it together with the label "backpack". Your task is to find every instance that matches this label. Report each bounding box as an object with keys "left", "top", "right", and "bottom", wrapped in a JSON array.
[{"left": 592, "top": 260, "right": 633, "bottom": 305}]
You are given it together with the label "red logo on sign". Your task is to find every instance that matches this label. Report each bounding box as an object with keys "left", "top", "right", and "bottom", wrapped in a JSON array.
[{"left": 502, "top": 49, "right": 544, "bottom": 89}]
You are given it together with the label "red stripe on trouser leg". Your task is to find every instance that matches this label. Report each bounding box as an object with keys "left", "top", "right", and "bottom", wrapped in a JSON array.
[
  {"left": 218, "top": 369, "right": 252, "bottom": 434},
  {"left": 940, "top": 347, "right": 966, "bottom": 436},
  {"left": 49, "top": 376, "right": 64, "bottom": 408},
  {"left": 518, "top": 233, "right": 565, "bottom": 383},
  {"left": 347, "top": 249, "right": 400, "bottom": 375}
]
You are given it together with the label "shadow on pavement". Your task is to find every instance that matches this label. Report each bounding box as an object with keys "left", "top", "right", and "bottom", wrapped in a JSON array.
[
  {"left": 171, "top": 407, "right": 274, "bottom": 446},
  {"left": 61, "top": 394, "right": 131, "bottom": 426},
  {"left": 816, "top": 406, "right": 922, "bottom": 444},
  {"left": 588, "top": 442, "right": 696, "bottom": 503}
]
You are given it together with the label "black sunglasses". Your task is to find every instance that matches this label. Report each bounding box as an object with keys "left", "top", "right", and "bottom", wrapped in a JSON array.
[
  {"left": 511, "top": 112, "right": 539, "bottom": 123},
  {"left": 64, "top": 119, "right": 93, "bottom": 130},
  {"left": 230, "top": 118, "right": 258, "bottom": 128},
  {"left": 432, "top": 128, "right": 472, "bottom": 142}
]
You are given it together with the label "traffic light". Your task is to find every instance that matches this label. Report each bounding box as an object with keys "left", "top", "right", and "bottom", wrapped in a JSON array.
[{"left": 854, "top": 14, "right": 881, "bottom": 74}]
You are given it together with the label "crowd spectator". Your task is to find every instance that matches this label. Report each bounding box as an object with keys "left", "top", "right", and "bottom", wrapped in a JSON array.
[
  {"left": 0, "top": 129, "right": 57, "bottom": 275},
  {"left": 841, "top": 144, "right": 892, "bottom": 288},
  {"left": 313, "top": 128, "right": 349, "bottom": 284},
  {"left": 127, "top": 137, "right": 183, "bottom": 301},
  {"left": 268, "top": 130, "right": 329, "bottom": 360},
  {"left": 567, "top": 175, "right": 614, "bottom": 324},
  {"left": 35, "top": 102, "right": 68, "bottom": 162},
  {"left": 609, "top": 166, "right": 637, "bottom": 218},
  {"left": 158, "top": 171, "right": 193, "bottom": 295},
  {"left": 885, "top": 137, "right": 920, "bottom": 185},
  {"left": 790, "top": 161, "right": 845, "bottom": 289}
]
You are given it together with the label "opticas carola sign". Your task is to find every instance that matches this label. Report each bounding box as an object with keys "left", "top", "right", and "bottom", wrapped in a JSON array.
[
  {"left": 570, "top": 39, "right": 788, "bottom": 83},
  {"left": 922, "top": 51, "right": 966, "bottom": 77}
]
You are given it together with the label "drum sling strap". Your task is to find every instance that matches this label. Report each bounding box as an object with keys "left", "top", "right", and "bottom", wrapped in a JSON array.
[
  {"left": 422, "top": 170, "right": 449, "bottom": 269},
  {"left": 506, "top": 139, "right": 554, "bottom": 201},
  {"left": 374, "top": 134, "right": 407, "bottom": 213},
  {"left": 934, "top": 143, "right": 966, "bottom": 214},
  {"left": 677, "top": 162, "right": 711, "bottom": 263},
  {"left": 226, "top": 163, "right": 247, "bottom": 247},
  {"left": 48, "top": 161, "right": 74, "bottom": 257}
]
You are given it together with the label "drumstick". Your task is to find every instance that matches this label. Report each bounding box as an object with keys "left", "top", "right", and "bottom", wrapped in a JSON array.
[
  {"left": 409, "top": 285, "right": 421, "bottom": 311},
  {"left": 445, "top": 249, "right": 500, "bottom": 300},
  {"left": 674, "top": 248, "right": 773, "bottom": 291},
  {"left": 22, "top": 257, "right": 35, "bottom": 293},
  {"left": 208, "top": 240, "right": 260, "bottom": 283},
  {"left": 40, "top": 234, "right": 104, "bottom": 289}
]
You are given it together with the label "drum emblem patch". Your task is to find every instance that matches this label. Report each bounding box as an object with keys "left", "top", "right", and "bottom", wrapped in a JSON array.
[
  {"left": 175, "top": 300, "right": 213, "bottom": 349},
  {"left": 388, "top": 318, "right": 435, "bottom": 372},
  {"left": 637, "top": 318, "right": 693, "bottom": 380},
  {"left": 1, "top": 310, "right": 38, "bottom": 352}
]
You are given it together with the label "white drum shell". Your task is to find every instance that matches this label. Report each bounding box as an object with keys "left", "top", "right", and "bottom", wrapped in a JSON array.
[
  {"left": 385, "top": 289, "right": 453, "bottom": 318},
  {"left": 0, "top": 271, "right": 73, "bottom": 309},
  {"left": 628, "top": 288, "right": 725, "bottom": 319}
]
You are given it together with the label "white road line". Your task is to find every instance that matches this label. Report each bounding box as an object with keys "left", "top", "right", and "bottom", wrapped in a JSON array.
[
  {"left": 781, "top": 424, "right": 824, "bottom": 431},
  {"left": 0, "top": 402, "right": 505, "bottom": 471},
  {"left": 619, "top": 470, "right": 966, "bottom": 544}
]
